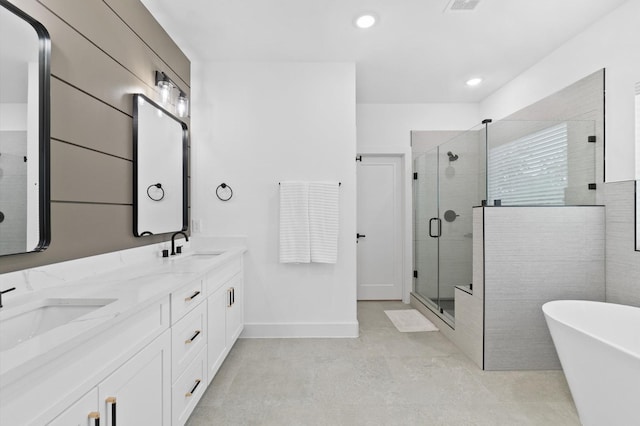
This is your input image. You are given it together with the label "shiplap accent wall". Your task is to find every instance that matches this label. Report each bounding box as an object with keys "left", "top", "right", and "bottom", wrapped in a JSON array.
[{"left": 0, "top": 0, "right": 190, "bottom": 274}]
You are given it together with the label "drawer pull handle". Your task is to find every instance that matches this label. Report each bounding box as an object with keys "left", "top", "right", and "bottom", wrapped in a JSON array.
[
  {"left": 185, "top": 379, "right": 202, "bottom": 397},
  {"left": 89, "top": 411, "right": 100, "bottom": 426},
  {"left": 185, "top": 330, "right": 201, "bottom": 344},
  {"left": 184, "top": 290, "right": 201, "bottom": 302},
  {"left": 106, "top": 397, "right": 116, "bottom": 426}
]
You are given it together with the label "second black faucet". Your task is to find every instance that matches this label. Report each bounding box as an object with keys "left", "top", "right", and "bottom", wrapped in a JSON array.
[{"left": 171, "top": 231, "right": 189, "bottom": 256}]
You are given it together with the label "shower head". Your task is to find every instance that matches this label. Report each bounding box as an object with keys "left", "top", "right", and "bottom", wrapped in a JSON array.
[{"left": 447, "top": 151, "right": 459, "bottom": 162}]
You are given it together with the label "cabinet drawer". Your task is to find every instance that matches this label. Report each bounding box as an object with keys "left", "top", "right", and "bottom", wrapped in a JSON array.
[
  {"left": 171, "top": 279, "right": 204, "bottom": 324},
  {"left": 204, "top": 256, "right": 242, "bottom": 295},
  {"left": 46, "top": 388, "right": 99, "bottom": 425},
  {"left": 172, "top": 346, "right": 207, "bottom": 426},
  {"left": 172, "top": 301, "right": 207, "bottom": 383}
]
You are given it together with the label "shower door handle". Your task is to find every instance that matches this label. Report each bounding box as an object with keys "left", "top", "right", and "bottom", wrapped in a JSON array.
[{"left": 428, "top": 218, "right": 442, "bottom": 238}]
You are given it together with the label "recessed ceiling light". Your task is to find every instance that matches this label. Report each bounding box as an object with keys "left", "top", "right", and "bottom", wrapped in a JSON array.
[
  {"left": 466, "top": 77, "right": 483, "bottom": 87},
  {"left": 354, "top": 13, "right": 377, "bottom": 29}
]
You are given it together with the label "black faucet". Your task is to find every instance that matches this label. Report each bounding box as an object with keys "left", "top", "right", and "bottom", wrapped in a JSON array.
[
  {"left": 0, "top": 287, "right": 16, "bottom": 308},
  {"left": 171, "top": 231, "right": 189, "bottom": 256}
]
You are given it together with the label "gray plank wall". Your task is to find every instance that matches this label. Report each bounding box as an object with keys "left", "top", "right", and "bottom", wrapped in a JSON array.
[
  {"left": 0, "top": 0, "right": 190, "bottom": 274},
  {"left": 604, "top": 180, "right": 640, "bottom": 307},
  {"left": 483, "top": 206, "right": 605, "bottom": 370}
]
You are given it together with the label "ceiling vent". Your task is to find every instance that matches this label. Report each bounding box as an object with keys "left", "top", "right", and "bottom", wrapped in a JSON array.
[{"left": 444, "top": 0, "right": 481, "bottom": 12}]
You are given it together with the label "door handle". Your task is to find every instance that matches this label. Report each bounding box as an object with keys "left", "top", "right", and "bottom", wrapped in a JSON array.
[
  {"left": 106, "top": 397, "right": 116, "bottom": 426},
  {"left": 89, "top": 412, "right": 100, "bottom": 426},
  {"left": 356, "top": 233, "right": 366, "bottom": 239},
  {"left": 185, "top": 379, "right": 202, "bottom": 397},
  {"left": 184, "top": 290, "right": 201, "bottom": 302},
  {"left": 185, "top": 330, "right": 201, "bottom": 344},
  {"left": 428, "top": 218, "right": 442, "bottom": 238}
]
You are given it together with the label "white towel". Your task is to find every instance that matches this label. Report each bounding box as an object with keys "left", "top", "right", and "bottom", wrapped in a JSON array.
[
  {"left": 309, "top": 182, "right": 339, "bottom": 263},
  {"left": 279, "top": 181, "right": 310, "bottom": 263}
]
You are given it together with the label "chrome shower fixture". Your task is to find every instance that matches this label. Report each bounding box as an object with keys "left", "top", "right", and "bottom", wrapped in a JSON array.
[{"left": 447, "top": 151, "right": 459, "bottom": 162}]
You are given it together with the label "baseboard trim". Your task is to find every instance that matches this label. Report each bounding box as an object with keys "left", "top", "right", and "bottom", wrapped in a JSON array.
[{"left": 241, "top": 321, "right": 359, "bottom": 338}]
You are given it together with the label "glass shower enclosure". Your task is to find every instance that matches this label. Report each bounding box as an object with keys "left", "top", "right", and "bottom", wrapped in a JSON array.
[
  {"left": 413, "top": 124, "right": 485, "bottom": 324},
  {"left": 413, "top": 120, "right": 596, "bottom": 326}
]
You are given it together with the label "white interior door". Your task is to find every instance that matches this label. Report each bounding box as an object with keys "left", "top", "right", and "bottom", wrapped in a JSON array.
[{"left": 357, "top": 155, "right": 403, "bottom": 300}]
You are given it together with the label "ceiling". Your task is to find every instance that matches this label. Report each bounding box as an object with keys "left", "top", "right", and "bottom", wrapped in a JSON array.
[{"left": 140, "top": 0, "right": 627, "bottom": 104}]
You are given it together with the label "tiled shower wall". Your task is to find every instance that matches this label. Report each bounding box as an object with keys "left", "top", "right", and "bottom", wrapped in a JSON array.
[
  {"left": 604, "top": 180, "right": 640, "bottom": 307},
  {"left": 0, "top": 132, "right": 27, "bottom": 252},
  {"left": 0, "top": 0, "right": 190, "bottom": 274},
  {"left": 482, "top": 206, "right": 605, "bottom": 370}
]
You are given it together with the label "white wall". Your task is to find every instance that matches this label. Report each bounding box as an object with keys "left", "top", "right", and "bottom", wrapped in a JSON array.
[
  {"left": 356, "top": 103, "right": 480, "bottom": 151},
  {"left": 356, "top": 103, "right": 480, "bottom": 303},
  {"left": 191, "top": 62, "right": 358, "bottom": 337},
  {"left": 480, "top": 0, "right": 640, "bottom": 182},
  {"left": 0, "top": 104, "right": 27, "bottom": 130}
]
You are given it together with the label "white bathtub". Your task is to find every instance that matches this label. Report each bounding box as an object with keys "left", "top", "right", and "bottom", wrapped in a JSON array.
[{"left": 543, "top": 300, "right": 640, "bottom": 426}]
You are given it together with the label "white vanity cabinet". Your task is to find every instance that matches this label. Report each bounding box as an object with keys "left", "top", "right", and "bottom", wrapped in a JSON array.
[
  {"left": 172, "top": 346, "right": 208, "bottom": 425},
  {"left": 171, "top": 279, "right": 204, "bottom": 324},
  {"left": 170, "top": 280, "right": 208, "bottom": 426},
  {"left": 171, "top": 301, "right": 207, "bottom": 382},
  {"left": 204, "top": 255, "right": 244, "bottom": 383},
  {"left": 98, "top": 329, "right": 172, "bottom": 425},
  {"left": 48, "top": 329, "right": 171, "bottom": 426},
  {"left": 207, "top": 284, "right": 229, "bottom": 383},
  {"left": 2, "top": 248, "right": 246, "bottom": 426},
  {"left": 225, "top": 272, "right": 244, "bottom": 347}
]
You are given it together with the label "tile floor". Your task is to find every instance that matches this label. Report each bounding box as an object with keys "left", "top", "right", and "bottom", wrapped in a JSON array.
[{"left": 186, "top": 301, "right": 580, "bottom": 426}]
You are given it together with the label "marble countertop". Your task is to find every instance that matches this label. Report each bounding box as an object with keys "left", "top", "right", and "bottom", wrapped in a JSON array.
[{"left": 0, "top": 246, "right": 245, "bottom": 385}]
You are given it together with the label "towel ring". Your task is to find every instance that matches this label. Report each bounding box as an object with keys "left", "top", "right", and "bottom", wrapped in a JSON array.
[
  {"left": 216, "top": 183, "right": 233, "bottom": 201},
  {"left": 147, "top": 183, "right": 164, "bottom": 201}
]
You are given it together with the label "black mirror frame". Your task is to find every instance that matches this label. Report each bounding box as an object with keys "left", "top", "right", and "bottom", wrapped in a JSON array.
[
  {"left": 132, "top": 93, "right": 189, "bottom": 237},
  {"left": 0, "top": 0, "right": 51, "bottom": 257}
]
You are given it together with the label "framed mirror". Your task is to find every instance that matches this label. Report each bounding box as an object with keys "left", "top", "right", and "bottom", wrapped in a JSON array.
[
  {"left": 0, "top": 0, "right": 50, "bottom": 257},
  {"left": 133, "top": 94, "right": 188, "bottom": 237}
]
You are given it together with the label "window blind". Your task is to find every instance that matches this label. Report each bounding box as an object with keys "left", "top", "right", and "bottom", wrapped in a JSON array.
[{"left": 488, "top": 123, "right": 568, "bottom": 205}]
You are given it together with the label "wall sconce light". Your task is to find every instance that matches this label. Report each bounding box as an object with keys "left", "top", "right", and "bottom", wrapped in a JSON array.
[
  {"left": 177, "top": 91, "right": 189, "bottom": 118},
  {"left": 155, "top": 70, "right": 189, "bottom": 118}
]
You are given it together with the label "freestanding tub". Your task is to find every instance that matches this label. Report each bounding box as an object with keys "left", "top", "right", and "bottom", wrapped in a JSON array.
[{"left": 542, "top": 300, "right": 640, "bottom": 426}]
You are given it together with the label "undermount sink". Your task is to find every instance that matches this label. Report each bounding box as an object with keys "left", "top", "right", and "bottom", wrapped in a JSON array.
[
  {"left": 172, "top": 251, "right": 222, "bottom": 261},
  {"left": 0, "top": 298, "right": 116, "bottom": 352}
]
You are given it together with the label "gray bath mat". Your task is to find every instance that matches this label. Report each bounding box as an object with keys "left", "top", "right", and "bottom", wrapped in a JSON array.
[{"left": 384, "top": 309, "right": 439, "bottom": 332}]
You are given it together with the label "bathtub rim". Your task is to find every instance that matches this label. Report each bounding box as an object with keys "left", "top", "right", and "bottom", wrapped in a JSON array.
[{"left": 542, "top": 299, "right": 640, "bottom": 362}]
